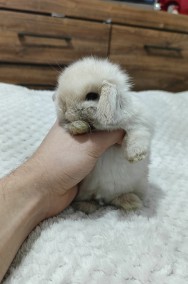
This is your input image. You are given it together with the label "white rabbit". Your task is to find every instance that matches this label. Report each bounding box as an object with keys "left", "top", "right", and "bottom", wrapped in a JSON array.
[{"left": 54, "top": 57, "right": 154, "bottom": 213}]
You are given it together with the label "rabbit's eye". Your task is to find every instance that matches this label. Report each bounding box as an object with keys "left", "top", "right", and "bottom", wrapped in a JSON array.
[{"left": 85, "top": 92, "right": 99, "bottom": 101}]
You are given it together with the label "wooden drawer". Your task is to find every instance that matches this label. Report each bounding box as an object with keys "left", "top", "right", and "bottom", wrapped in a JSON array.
[
  {"left": 0, "top": 10, "right": 110, "bottom": 65},
  {"left": 1, "top": 0, "right": 188, "bottom": 33},
  {"left": 0, "top": 63, "right": 60, "bottom": 88},
  {"left": 110, "top": 25, "right": 188, "bottom": 92}
]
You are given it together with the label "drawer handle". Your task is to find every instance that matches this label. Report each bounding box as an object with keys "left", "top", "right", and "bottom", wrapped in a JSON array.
[
  {"left": 144, "top": 44, "right": 182, "bottom": 57},
  {"left": 18, "top": 32, "right": 72, "bottom": 42}
]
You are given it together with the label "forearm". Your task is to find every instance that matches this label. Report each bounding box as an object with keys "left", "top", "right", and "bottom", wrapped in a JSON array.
[
  {"left": 0, "top": 122, "right": 123, "bottom": 281},
  {"left": 0, "top": 161, "right": 45, "bottom": 282}
]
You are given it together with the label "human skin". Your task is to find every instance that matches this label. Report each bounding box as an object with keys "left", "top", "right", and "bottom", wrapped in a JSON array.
[{"left": 0, "top": 122, "right": 124, "bottom": 282}]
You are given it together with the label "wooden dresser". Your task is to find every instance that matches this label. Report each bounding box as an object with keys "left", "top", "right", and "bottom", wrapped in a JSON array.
[{"left": 0, "top": 0, "right": 188, "bottom": 91}]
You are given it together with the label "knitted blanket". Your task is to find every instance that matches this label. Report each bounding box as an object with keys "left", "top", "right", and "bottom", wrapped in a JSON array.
[{"left": 0, "top": 83, "right": 188, "bottom": 284}]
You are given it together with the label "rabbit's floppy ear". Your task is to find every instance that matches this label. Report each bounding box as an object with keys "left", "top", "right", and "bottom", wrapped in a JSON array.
[{"left": 97, "top": 80, "right": 118, "bottom": 125}]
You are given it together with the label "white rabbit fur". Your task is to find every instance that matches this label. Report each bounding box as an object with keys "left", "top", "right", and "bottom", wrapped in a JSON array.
[{"left": 54, "top": 57, "right": 154, "bottom": 212}]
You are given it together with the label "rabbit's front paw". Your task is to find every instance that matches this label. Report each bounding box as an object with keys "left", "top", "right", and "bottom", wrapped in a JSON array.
[
  {"left": 66, "top": 120, "right": 90, "bottom": 135},
  {"left": 126, "top": 144, "right": 147, "bottom": 163}
]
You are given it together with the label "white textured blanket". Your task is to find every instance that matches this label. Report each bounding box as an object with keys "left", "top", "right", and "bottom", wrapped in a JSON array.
[{"left": 0, "top": 83, "right": 188, "bottom": 284}]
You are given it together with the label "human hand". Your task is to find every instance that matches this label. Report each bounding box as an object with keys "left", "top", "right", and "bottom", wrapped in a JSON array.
[
  {"left": 0, "top": 121, "right": 123, "bottom": 280},
  {"left": 31, "top": 121, "right": 124, "bottom": 218}
]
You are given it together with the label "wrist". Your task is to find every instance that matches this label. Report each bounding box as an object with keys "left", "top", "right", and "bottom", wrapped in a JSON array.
[
  {"left": 0, "top": 166, "right": 46, "bottom": 281},
  {"left": 1, "top": 162, "right": 47, "bottom": 225},
  {"left": 20, "top": 155, "right": 77, "bottom": 218}
]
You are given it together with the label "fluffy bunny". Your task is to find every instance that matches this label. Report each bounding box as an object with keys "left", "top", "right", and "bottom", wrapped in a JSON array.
[{"left": 54, "top": 57, "right": 154, "bottom": 214}]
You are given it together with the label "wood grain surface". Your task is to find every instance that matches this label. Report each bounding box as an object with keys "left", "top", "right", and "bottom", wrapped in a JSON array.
[
  {"left": 0, "top": 0, "right": 187, "bottom": 90},
  {"left": 0, "top": 10, "right": 110, "bottom": 65},
  {"left": 0, "top": 0, "right": 188, "bottom": 33},
  {"left": 110, "top": 25, "right": 188, "bottom": 91},
  {"left": 0, "top": 63, "right": 61, "bottom": 88}
]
